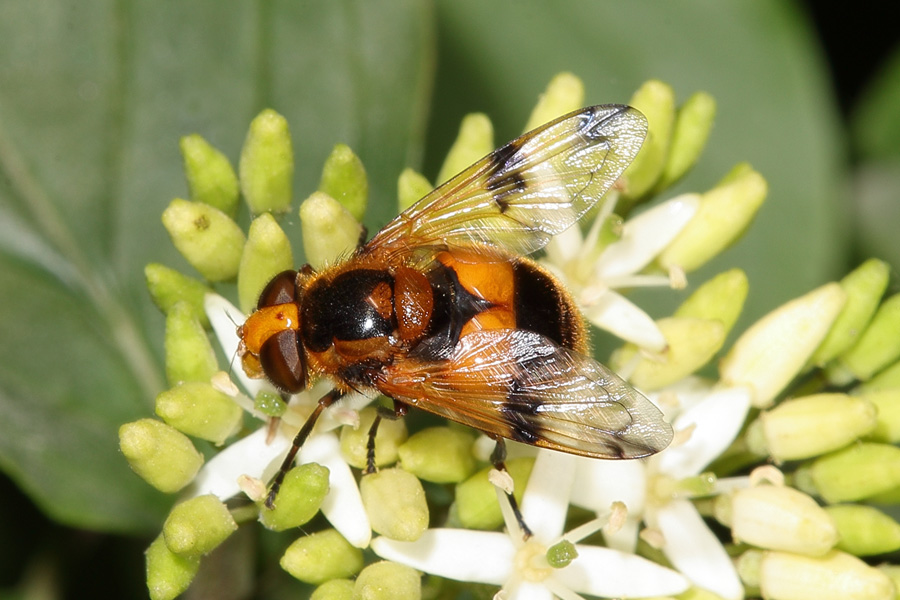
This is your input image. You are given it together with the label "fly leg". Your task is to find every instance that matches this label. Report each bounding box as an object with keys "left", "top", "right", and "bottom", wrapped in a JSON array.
[
  {"left": 364, "top": 400, "right": 408, "bottom": 475},
  {"left": 490, "top": 437, "right": 533, "bottom": 539}
]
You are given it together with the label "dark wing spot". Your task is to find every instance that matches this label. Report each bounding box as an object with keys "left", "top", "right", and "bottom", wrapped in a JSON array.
[
  {"left": 577, "top": 105, "right": 626, "bottom": 142},
  {"left": 485, "top": 139, "right": 529, "bottom": 211},
  {"left": 501, "top": 380, "right": 543, "bottom": 445}
]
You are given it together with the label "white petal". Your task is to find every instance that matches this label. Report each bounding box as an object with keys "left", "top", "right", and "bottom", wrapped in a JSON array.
[
  {"left": 594, "top": 194, "right": 699, "bottom": 278},
  {"left": 556, "top": 544, "right": 689, "bottom": 598},
  {"left": 204, "top": 293, "right": 267, "bottom": 397},
  {"left": 372, "top": 530, "right": 513, "bottom": 585},
  {"left": 645, "top": 375, "right": 715, "bottom": 421},
  {"left": 570, "top": 457, "right": 647, "bottom": 516},
  {"left": 521, "top": 450, "right": 575, "bottom": 541},
  {"left": 649, "top": 499, "right": 744, "bottom": 600},
  {"left": 189, "top": 426, "right": 289, "bottom": 500},
  {"left": 657, "top": 386, "right": 751, "bottom": 479},
  {"left": 300, "top": 433, "right": 371, "bottom": 548},
  {"left": 602, "top": 515, "right": 641, "bottom": 554},
  {"left": 545, "top": 224, "right": 583, "bottom": 265},
  {"left": 508, "top": 580, "right": 555, "bottom": 600},
  {"left": 582, "top": 291, "right": 666, "bottom": 351}
]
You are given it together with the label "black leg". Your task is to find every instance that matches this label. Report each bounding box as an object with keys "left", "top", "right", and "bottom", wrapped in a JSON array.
[
  {"left": 364, "top": 401, "right": 408, "bottom": 475},
  {"left": 490, "top": 437, "right": 533, "bottom": 539}
]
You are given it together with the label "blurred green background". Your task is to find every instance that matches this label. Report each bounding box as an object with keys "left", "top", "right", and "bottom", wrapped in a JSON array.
[{"left": 0, "top": 1, "right": 897, "bottom": 597}]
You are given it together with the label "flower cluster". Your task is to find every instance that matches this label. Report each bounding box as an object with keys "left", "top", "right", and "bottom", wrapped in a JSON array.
[{"left": 120, "top": 73, "right": 900, "bottom": 600}]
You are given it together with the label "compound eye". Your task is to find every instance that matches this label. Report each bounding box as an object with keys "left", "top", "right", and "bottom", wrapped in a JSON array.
[
  {"left": 257, "top": 270, "right": 299, "bottom": 309},
  {"left": 259, "top": 329, "right": 307, "bottom": 393}
]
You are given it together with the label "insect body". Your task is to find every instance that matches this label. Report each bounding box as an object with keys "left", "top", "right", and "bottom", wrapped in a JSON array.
[{"left": 238, "top": 105, "right": 673, "bottom": 510}]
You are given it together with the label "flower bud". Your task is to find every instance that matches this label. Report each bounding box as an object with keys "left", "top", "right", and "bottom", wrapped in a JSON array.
[
  {"left": 826, "top": 504, "right": 900, "bottom": 556},
  {"left": 318, "top": 144, "right": 368, "bottom": 222},
  {"left": 162, "top": 198, "right": 245, "bottom": 281},
  {"left": 398, "top": 427, "right": 476, "bottom": 483},
  {"left": 237, "top": 213, "right": 294, "bottom": 313},
  {"left": 239, "top": 109, "right": 293, "bottom": 214},
  {"left": 179, "top": 134, "right": 239, "bottom": 217},
  {"left": 280, "top": 529, "right": 363, "bottom": 584},
  {"left": 162, "top": 494, "right": 237, "bottom": 557},
  {"left": 299, "top": 192, "right": 363, "bottom": 270},
  {"left": 653, "top": 91, "right": 716, "bottom": 192},
  {"left": 397, "top": 168, "right": 432, "bottom": 212},
  {"left": 259, "top": 463, "right": 330, "bottom": 531},
  {"left": 145, "top": 264, "right": 212, "bottom": 328},
  {"left": 673, "top": 268, "right": 748, "bottom": 336},
  {"left": 354, "top": 561, "right": 421, "bottom": 600},
  {"left": 837, "top": 293, "right": 900, "bottom": 381},
  {"left": 862, "top": 389, "right": 900, "bottom": 443},
  {"left": 164, "top": 301, "right": 218, "bottom": 385},
  {"left": 621, "top": 80, "right": 675, "bottom": 202},
  {"left": 858, "top": 360, "right": 900, "bottom": 393},
  {"left": 758, "top": 550, "right": 893, "bottom": 600},
  {"left": 119, "top": 419, "right": 203, "bottom": 493},
  {"left": 455, "top": 457, "right": 534, "bottom": 530},
  {"left": 339, "top": 406, "right": 407, "bottom": 470},
  {"left": 437, "top": 113, "right": 493, "bottom": 185},
  {"left": 523, "top": 72, "right": 585, "bottom": 132},
  {"left": 797, "top": 442, "right": 900, "bottom": 503},
  {"left": 361, "top": 468, "right": 429, "bottom": 541},
  {"left": 720, "top": 283, "right": 846, "bottom": 408},
  {"left": 146, "top": 534, "right": 200, "bottom": 600},
  {"left": 311, "top": 579, "right": 354, "bottom": 600},
  {"left": 155, "top": 381, "right": 242, "bottom": 445}
]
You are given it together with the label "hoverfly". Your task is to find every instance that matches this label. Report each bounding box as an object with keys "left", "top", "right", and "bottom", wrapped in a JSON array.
[{"left": 238, "top": 105, "right": 674, "bottom": 528}]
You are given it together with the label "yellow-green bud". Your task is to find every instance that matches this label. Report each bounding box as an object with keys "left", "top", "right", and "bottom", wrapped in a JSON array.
[
  {"left": 653, "top": 91, "right": 716, "bottom": 193},
  {"left": 311, "top": 579, "right": 355, "bottom": 600},
  {"left": 455, "top": 457, "right": 534, "bottom": 530},
  {"left": 674, "top": 268, "right": 748, "bottom": 336},
  {"left": 146, "top": 534, "right": 200, "bottom": 600},
  {"left": 862, "top": 389, "right": 900, "bottom": 443},
  {"left": 280, "top": 529, "right": 363, "bottom": 585},
  {"left": 237, "top": 213, "right": 294, "bottom": 313},
  {"left": 720, "top": 283, "right": 846, "bottom": 408},
  {"left": 437, "top": 113, "right": 493, "bottom": 185},
  {"left": 858, "top": 359, "right": 900, "bottom": 393},
  {"left": 162, "top": 495, "right": 237, "bottom": 557},
  {"left": 354, "top": 561, "right": 421, "bottom": 600},
  {"left": 878, "top": 565, "right": 900, "bottom": 598},
  {"left": 621, "top": 80, "right": 675, "bottom": 202},
  {"left": 797, "top": 442, "right": 900, "bottom": 503},
  {"left": 398, "top": 427, "right": 476, "bottom": 483},
  {"left": 546, "top": 539, "right": 579, "bottom": 568},
  {"left": 300, "top": 191, "right": 363, "bottom": 270},
  {"left": 259, "top": 463, "right": 329, "bottom": 531},
  {"left": 758, "top": 549, "right": 893, "bottom": 600},
  {"left": 837, "top": 293, "right": 900, "bottom": 381},
  {"left": 747, "top": 394, "right": 877, "bottom": 462},
  {"left": 339, "top": 406, "right": 408, "bottom": 470},
  {"left": 811, "top": 259, "right": 890, "bottom": 367},
  {"left": 155, "top": 381, "right": 242, "bottom": 445},
  {"left": 523, "top": 72, "right": 585, "bottom": 132},
  {"left": 254, "top": 389, "right": 287, "bottom": 418},
  {"left": 361, "top": 468, "right": 429, "bottom": 542},
  {"left": 164, "top": 301, "right": 218, "bottom": 385},
  {"left": 611, "top": 317, "right": 725, "bottom": 391},
  {"left": 179, "top": 134, "right": 239, "bottom": 217},
  {"left": 162, "top": 198, "right": 246, "bottom": 281},
  {"left": 119, "top": 419, "right": 203, "bottom": 493},
  {"left": 826, "top": 504, "right": 900, "bottom": 556},
  {"left": 658, "top": 164, "right": 767, "bottom": 272},
  {"left": 724, "top": 486, "right": 837, "bottom": 555},
  {"left": 675, "top": 588, "right": 730, "bottom": 600},
  {"left": 239, "top": 109, "right": 293, "bottom": 215},
  {"left": 318, "top": 144, "right": 368, "bottom": 222},
  {"left": 397, "top": 168, "right": 433, "bottom": 212},
  {"left": 145, "top": 264, "right": 212, "bottom": 328}
]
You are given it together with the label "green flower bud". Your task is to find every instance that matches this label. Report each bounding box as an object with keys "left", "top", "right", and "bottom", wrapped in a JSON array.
[
  {"left": 339, "top": 406, "right": 408, "bottom": 470},
  {"left": 837, "top": 293, "right": 900, "bottom": 381},
  {"left": 759, "top": 550, "right": 893, "bottom": 600},
  {"left": 300, "top": 191, "right": 363, "bottom": 270},
  {"left": 361, "top": 468, "right": 429, "bottom": 541},
  {"left": 254, "top": 389, "right": 287, "bottom": 418},
  {"left": 455, "top": 457, "right": 534, "bottom": 530},
  {"left": 621, "top": 80, "right": 675, "bottom": 203},
  {"left": 259, "top": 463, "right": 330, "bottom": 531},
  {"left": 354, "top": 561, "right": 421, "bottom": 600},
  {"left": 179, "top": 134, "right": 239, "bottom": 217},
  {"left": 858, "top": 359, "right": 900, "bottom": 393},
  {"left": 798, "top": 442, "right": 900, "bottom": 503},
  {"left": 398, "top": 427, "right": 476, "bottom": 483},
  {"left": 653, "top": 91, "right": 716, "bottom": 192},
  {"left": 523, "top": 72, "right": 585, "bottom": 132},
  {"left": 811, "top": 259, "right": 890, "bottom": 367},
  {"left": 146, "top": 534, "right": 200, "bottom": 600},
  {"left": 162, "top": 198, "right": 246, "bottom": 281},
  {"left": 827, "top": 504, "right": 900, "bottom": 556},
  {"left": 164, "top": 301, "right": 218, "bottom": 385},
  {"left": 735, "top": 549, "right": 763, "bottom": 591},
  {"left": 720, "top": 283, "right": 846, "bottom": 408},
  {"left": 658, "top": 164, "right": 767, "bottom": 272},
  {"left": 879, "top": 565, "right": 900, "bottom": 598},
  {"left": 612, "top": 317, "right": 725, "bottom": 391},
  {"left": 145, "top": 264, "right": 212, "bottom": 328},
  {"left": 546, "top": 539, "right": 578, "bottom": 568},
  {"left": 862, "top": 389, "right": 900, "bottom": 443},
  {"left": 318, "top": 144, "right": 368, "bottom": 222},
  {"left": 120, "top": 419, "right": 203, "bottom": 493},
  {"left": 673, "top": 268, "right": 748, "bottom": 336},
  {"left": 155, "top": 381, "right": 242, "bottom": 444},
  {"left": 726, "top": 486, "right": 837, "bottom": 555},
  {"left": 678, "top": 588, "right": 733, "bottom": 600},
  {"left": 280, "top": 529, "right": 363, "bottom": 585},
  {"left": 162, "top": 494, "right": 237, "bottom": 557},
  {"left": 397, "top": 168, "right": 433, "bottom": 212},
  {"left": 311, "top": 579, "right": 355, "bottom": 600},
  {"left": 237, "top": 213, "right": 294, "bottom": 313},
  {"left": 437, "top": 113, "right": 493, "bottom": 185},
  {"left": 747, "top": 394, "right": 877, "bottom": 461},
  {"left": 239, "top": 109, "right": 294, "bottom": 214}
]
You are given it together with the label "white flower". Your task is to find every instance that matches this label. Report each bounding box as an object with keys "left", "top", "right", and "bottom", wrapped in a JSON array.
[
  {"left": 373, "top": 449, "right": 689, "bottom": 600},
  {"left": 189, "top": 293, "right": 374, "bottom": 548}
]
